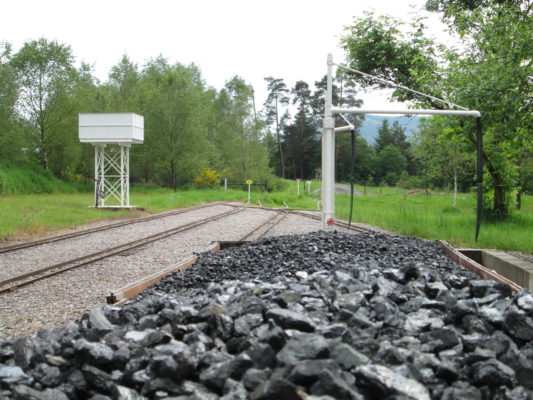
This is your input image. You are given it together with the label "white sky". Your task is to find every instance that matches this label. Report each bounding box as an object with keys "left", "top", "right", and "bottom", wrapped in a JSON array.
[{"left": 1, "top": 0, "right": 450, "bottom": 112}]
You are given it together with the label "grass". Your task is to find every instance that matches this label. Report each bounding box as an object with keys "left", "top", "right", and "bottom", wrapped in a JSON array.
[
  {"left": 335, "top": 186, "right": 533, "bottom": 253},
  {"left": 0, "top": 162, "right": 89, "bottom": 195},
  {"left": 0, "top": 188, "right": 249, "bottom": 240},
  {"left": 0, "top": 180, "right": 531, "bottom": 254}
]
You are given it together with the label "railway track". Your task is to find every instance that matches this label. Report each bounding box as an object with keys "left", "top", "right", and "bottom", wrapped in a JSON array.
[
  {"left": 0, "top": 203, "right": 365, "bottom": 299},
  {"left": 238, "top": 210, "right": 288, "bottom": 241},
  {"left": 287, "top": 209, "right": 368, "bottom": 232},
  {"left": 0, "top": 207, "right": 244, "bottom": 295},
  {"left": 0, "top": 201, "right": 233, "bottom": 254}
]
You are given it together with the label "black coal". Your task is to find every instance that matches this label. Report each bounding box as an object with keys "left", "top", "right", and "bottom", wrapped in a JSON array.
[{"left": 1, "top": 231, "right": 533, "bottom": 399}]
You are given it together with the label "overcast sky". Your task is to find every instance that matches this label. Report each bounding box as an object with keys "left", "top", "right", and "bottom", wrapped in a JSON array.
[{"left": 1, "top": 0, "right": 449, "bottom": 112}]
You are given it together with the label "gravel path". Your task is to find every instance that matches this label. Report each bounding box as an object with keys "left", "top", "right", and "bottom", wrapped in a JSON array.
[{"left": 0, "top": 204, "right": 349, "bottom": 340}]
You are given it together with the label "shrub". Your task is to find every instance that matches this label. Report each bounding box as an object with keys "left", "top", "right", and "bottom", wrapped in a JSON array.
[{"left": 194, "top": 168, "right": 221, "bottom": 188}]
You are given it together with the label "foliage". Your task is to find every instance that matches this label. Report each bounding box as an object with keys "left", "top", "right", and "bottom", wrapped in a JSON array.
[
  {"left": 0, "top": 40, "right": 275, "bottom": 191},
  {"left": 264, "top": 77, "right": 289, "bottom": 178},
  {"left": 0, "top": 42, "right": 24, "bottom": 163},
  {"left": 210, "top": 76, "right": 273, "bottom": 184},
  {"left": 375, "top": 145, "right": 408, "bottom": 186},
  {"left": 194, "top": 168, "right": 221, "bottom": 188},
  {"left": 143, "top": 59, "right": 213, "bottom": 189},
  {"left": 336, "top": 134, "right": 376, "bottom": 183},
  {"left": 11, "top": 38, "right": 79, "bottom": 174},
  {"left": 413, "top": 117, "right": 475, "bottom": 191}
]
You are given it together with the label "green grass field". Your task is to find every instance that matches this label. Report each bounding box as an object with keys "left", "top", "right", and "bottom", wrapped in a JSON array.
[
  {"left": 0, "top": 181, "right": 531, "bottom": 253},
  {"left": 334, "top": 186, "right": 532, "bottom": 253}
]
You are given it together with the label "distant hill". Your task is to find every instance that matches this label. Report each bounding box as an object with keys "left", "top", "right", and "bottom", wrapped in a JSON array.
[{"left": 359, "top": 115, "right": 423, "bottom": 144}]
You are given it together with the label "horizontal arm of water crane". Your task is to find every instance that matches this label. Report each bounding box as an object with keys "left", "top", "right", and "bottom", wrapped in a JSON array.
[
  {"left": 334, "top": 125, "right": 355, "bottom": 133},
  {"left": 331, "top": 108, "right": 481, "bottom": 118}
]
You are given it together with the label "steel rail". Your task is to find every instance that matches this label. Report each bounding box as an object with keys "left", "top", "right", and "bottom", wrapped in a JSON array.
[
  {"left": 242, "top": 205, "right": 369, "bottom": 233},
  {"left": 238, "top": 211, "right": 287, "bottom": 241},
  {"left": 0, "top": 208, "right": 244, "bottom": 295},
  {"left": 0, "top": 202, "right": 233, "bottom": 254},
  {"left": 286, "top": 209, "right": 368, "bottom": 232},
  {"left": 256, "top": 212, "right": 288, "bottom": 239}
]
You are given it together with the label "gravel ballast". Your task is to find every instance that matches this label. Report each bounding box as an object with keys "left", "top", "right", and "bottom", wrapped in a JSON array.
[{"left": 1, "top": 230, "right": 533, "bottom": 399}]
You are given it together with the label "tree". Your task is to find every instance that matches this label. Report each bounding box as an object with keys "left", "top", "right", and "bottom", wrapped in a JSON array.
[
  {"left": 311, "top": 73, "right": 363, "bottom": 127},
  {"left": 282, "top": 81, "right": 320, "bottom": 179},
  {"left": 413, "top": 117, "right": 475, "bottom": 206},
  {"left": 341, "top": 3, "right": 532, "bottom": 218},
  {"left": 0, "top": 42, "right": 24, "bottom": 163},
  {"left": 107, "top": 55, "right": 141, "bottom": 112},
  {"left": 212, "top": 76, "right": 272, "bottom": 183},
  {"left": 11, "top": 38, "right": 79, "bottom": 172},
  {"left": 312, "top": 73, "right": 364, "bottom": 181},
  {"left": 142, "top": 58, "right": 212, "bottom": 189},
  {"left": 375, "top": 119, "right": 392, "bottom": 153},
  {"left": 375, "top": 119, "right": 414, "bottom": 174},
  {"left": 336, "top": 135, "right": 376, "bottom": 182},
  {"left": 264, "top": 77, "right": 289, "bottom": 178},
  {"left": 376, "top": 145, "right": 407, "bottom": 185}
]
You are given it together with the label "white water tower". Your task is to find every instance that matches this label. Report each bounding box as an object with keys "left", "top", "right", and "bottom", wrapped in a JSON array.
[{"left": 79, "top": 113, "right": 144, "bottom": 208}]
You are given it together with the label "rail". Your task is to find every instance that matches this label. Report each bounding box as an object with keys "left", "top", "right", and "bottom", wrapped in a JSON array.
[
  {"left": 0, "top": 208, "right": 243, "bottom": 295},
  {"left": 0, "top": 202, "right": 233, "bottom": 254}
]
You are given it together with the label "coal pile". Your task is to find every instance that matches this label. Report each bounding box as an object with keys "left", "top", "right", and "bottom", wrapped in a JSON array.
[{"left": 1, "top": 231, "right": 533, "bottom": 400}]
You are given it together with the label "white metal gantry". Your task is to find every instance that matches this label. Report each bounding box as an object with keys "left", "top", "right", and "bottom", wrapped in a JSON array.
[
  {"left": 79, "top": 113, "right": 144, "bottom": 208},
  {"left": 321, "top": 54, "right": 483, "bottom": 240},
  {"left": 94, "top": 144, "right": 131, "bottom": 207}
]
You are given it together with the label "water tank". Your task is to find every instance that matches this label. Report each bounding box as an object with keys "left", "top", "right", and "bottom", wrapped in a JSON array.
[{"left": 79, "top": 113, "right": 144, "bottom": 144}]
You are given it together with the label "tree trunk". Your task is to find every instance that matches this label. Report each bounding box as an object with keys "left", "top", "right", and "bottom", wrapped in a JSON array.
[
  {"left": 170, "top": 161, "right": 176, "bottom": 191},
  {"left": 453, "top": 167, "right": 457, "bottom": 209},
  {"left": 483, "top": 153, "right": 508, "bottom": 219},
  {"left": 275, "top": 98, "right": 285, "bottom": 179},
  {"left": 43, "top": 151, "right": 49, "bottom": 170},
  {"left": 516, "top": 190, "right": 522, "bottom": 210}
]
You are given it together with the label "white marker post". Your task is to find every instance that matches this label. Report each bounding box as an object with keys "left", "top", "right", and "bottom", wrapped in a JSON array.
[
  {"left": 246, "top": 179, "right": 253, "bottom": 203},
  {"left": 306, "top": 180, "right": 312, "bottom": 194},
  {"left": 296, "top": 179, "right": 301, "bottom": 196},
  {"left": 321, "top": 54, "right": 335, "bottom": 229}
]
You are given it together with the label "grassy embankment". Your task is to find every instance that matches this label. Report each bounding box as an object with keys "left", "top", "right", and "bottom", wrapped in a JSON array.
[{"left": 0, "top": 166, "right": 531, "bottom": 253}]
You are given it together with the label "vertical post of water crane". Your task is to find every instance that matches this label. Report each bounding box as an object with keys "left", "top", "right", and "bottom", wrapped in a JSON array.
[
  {"left": 99, "top": 145, "right": 106, "bottom": 207},
  {"left": 321, "top": 54, "right": 335, "bottom": 229},
  {"left": 120, "top": 145, "right": 125, "bottom": 207}
]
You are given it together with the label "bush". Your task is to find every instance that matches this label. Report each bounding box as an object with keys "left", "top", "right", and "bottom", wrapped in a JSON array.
[
  {"left": 397, "top": 172, "right": 425, "bottom": 189},
  {"left": 194, "top": 168, "right": 221, "bottom": 188}
]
